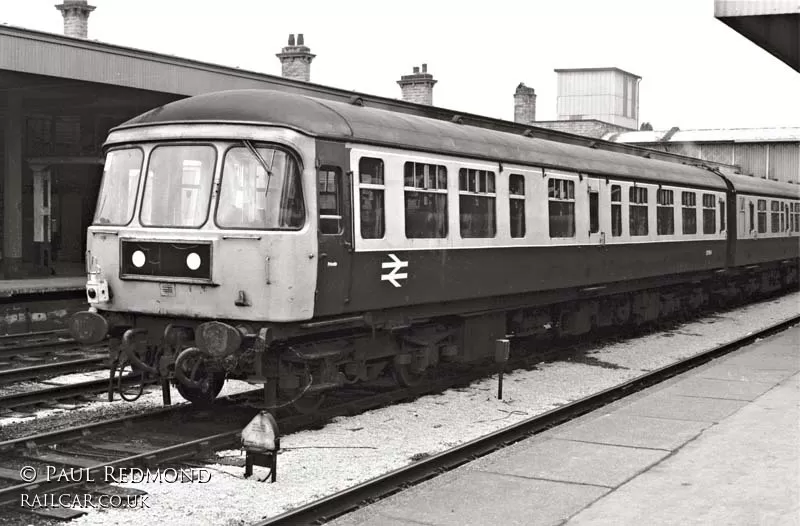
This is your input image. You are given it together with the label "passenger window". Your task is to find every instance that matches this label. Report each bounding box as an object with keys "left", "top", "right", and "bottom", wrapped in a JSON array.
[
  {"left": 749, "top": 201, "right": 755, "bottom": 232},
  {"left": 629, "top": 186, "right": 648, "bottom": 236},
  {"left": 611, "top": 185, "right": 622, "bottom": 237},
  {"left": 318, "top": 166, "right": 342, "bottom": 235},
  {"left": 548, "top": 178, "right": 575, "bottom": 238},
  {"left": 757, "top": 199, "right": 768, "bottom": 233},
  {"left": 681, "top": 192, "right": 697, "bottom": 235},
  {"left": 589, "top": 191, "right": 599, "bottom": 234},
  {"left": 358, "top": 157, "right": 385, "bottom": 239},
  {"left": 720, "top": 200, "right": 726, "bottom": 232},
  {"left": 404, "top": 161, "right": 448, "bottom": 239},
  {"left": 459, "top": 168, "right": 496, "bottom": 238},
  {"left": 770, "top": 201, "right": 780, "bottom": 233},
  {"left": 781, "top": 202, "right": 787, "bottom": 232},
  {"left": 657, "top": 189, "right": 674, "bottom": 235},
  {"left": 793, "top": 203, "right": 800, "bottom": 232},
  {"left": 702, "top": 194, "right": 716, "bottom": 234},
  {"left": 509, "top": 174, "right": 525, "bottom": 238}
]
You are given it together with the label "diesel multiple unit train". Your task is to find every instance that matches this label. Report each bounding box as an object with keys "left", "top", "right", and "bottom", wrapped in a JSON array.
[{"left": 69, "top": 89, "right": 800, "bottom": 411}]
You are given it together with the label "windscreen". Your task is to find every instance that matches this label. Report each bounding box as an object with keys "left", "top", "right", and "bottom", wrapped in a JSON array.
[
  {"left": 93, "top": 148, "right": 143, "bottom": 225},
  {"left": 216, "top": 145, "right": 305, "bottom": 229},
  {"left": 140, "top": 145, "right": 217, "bottom": 227}
]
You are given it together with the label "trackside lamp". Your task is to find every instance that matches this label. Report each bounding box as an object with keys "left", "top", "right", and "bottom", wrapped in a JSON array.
[{"left": 242, "top": 411, "right": 280, "bottom": 482}]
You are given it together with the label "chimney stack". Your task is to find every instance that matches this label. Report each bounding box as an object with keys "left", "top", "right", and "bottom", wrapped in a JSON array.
[
  {"left": 397, "top": 64, "right": 437, "bottom": 106},
  {"left": 513, "top": 83, "right": 537, "bottom": 124},
  {"left": 55, "top": 0, "right": 96, "bottom": 39},
  {"left": 276, "top": 33, "right": 316, "bottom": 82}
]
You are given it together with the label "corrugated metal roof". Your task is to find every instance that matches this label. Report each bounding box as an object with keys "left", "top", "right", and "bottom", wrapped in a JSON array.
[
  {"left": 606, "top": 128, "right": 800, "bottom": 144},
  {"left": 0, "top": 24, "right": 742, "bottom": 172},
  {"left": 715, "top": 0, "right": 799, "bottom": 17}
]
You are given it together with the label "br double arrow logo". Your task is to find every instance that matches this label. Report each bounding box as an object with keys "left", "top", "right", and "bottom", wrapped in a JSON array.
[{"left": 381, "top": 253, "right": 408, "bottom": 288}]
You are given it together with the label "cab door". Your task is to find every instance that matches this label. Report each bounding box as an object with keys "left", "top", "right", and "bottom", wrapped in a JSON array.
[{"left": 314, "top": 140, "right": 354, "bottom": 316}]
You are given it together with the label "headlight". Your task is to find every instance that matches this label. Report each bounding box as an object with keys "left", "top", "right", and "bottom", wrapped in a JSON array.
[{"left": 86, "top": 279, "right": 110, "bottom": 304}]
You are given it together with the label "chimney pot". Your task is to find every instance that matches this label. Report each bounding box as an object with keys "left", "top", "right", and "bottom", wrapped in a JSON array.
[
  {"left": 422, "top": 63, "right": 427, "bottom": 73},
  {"left": 277, "top": 34, "right": 315, "bottom": 82},
  {"left": 413, "top": 66, "right": 420, "bottom": 74}
]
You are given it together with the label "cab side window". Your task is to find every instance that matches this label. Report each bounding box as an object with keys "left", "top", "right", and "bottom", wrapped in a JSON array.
[{"left": 318, "top": 166, "right": 342, "bottom": 235}]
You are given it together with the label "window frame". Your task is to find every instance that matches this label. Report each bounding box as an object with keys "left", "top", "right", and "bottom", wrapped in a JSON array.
[
  {"left": 629, "top": 186, "right": 649, "bottom": 237},
  {"left": 458, "top": 168, "right": 497, "bottom": 239},
  {"left": 317, "top": 165, "right": 344, "bottom": 236},
  {"left": 509, "top": 173, "right": 526, "bottom": 239},
  {"left": 139, "top": 142, "right": 218, "bottom": 229},
  {"left": 611, "top": 184, "right": 623, "bottom": 237},
  {"left": 403, "top": 161, "right": 449, "bottom": 239},
  {"left": 214, "top": 143, "right": 306, "bottom": 231},
  {"left": 681, "top": 191, "right": 697, "bottom": 235},
  {"left": 94, "top": 145, "right": 145, "bottom": 227},
  {"left": 702, "top": 193, "right": 716, "bottom": 235},
  {"left": 548, "top": 177, "right": 577, "bottom": 239},
  {"left": 656, "top": 188, "right": 674, "bottom": 236},
  {"left": 357, "top": 156, "right": 386, "bottom": 240}
]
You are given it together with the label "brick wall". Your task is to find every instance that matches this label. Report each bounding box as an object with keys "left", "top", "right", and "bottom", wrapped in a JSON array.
[
  {"left": 276, "top": 34, "right": 315, "bottom": 82},
  {"left": 397, "top": 65, "right": 437, "bottom": 106},
  {"left": 514, "top": 83, "right": 536, "bottom": 125},
  {"left": 63, "top": 15, "right": 88, "bottom": 38},
  {"left": 56, "top": 2, "right": 95, "bottom": 39},
  {"left": 399, "top": 82, "right": 434, "bottom": 106},
  {"left": 280, "top": 57, "right": 312, "bottom": 82}
]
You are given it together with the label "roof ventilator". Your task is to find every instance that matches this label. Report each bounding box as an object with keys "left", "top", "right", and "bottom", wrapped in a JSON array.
[{"left": 349, "top": 96, "right": 365, "bottom": 107}]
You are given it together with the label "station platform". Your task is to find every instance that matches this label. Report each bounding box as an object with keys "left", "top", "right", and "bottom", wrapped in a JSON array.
[
  {"left": 0, "top": 276, "right": 86, "bottom": 299},
  {"left": 0, "top": 277, "right": 86, "bottom": 335},
  {"left": 332, "top": 325, "right": 800, "bottom": 526}
]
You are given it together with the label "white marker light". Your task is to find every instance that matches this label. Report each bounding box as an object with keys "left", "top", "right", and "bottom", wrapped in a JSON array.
[
  {"left": 131, "top": 250, "right": 146, "bottom": 268},
  {"left": 186, "top": 252, "right": 201, "bottom": 271}
]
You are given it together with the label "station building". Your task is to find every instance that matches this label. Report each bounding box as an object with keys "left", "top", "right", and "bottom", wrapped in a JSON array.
[
  {"left": 0, "top": 1, "right": 785, "bottom": 282},
  {"left": 605, "top": 128, "right": 800, "bottom": 184}
]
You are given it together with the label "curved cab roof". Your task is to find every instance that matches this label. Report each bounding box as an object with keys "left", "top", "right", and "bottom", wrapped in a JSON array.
[{"left": 115, "top": 89, "right": 790, "bottom": 196}]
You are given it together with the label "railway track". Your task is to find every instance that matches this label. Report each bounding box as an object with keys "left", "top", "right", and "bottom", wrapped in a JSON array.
[
  {"left": 0, "top": 330, "right": 72, "bottom": 356},
  {"left": 0, "top": 330, "right": 109, "bottom": 397},
  {"left": 0, "top": 357, "right": 106, "bottom": 386},
  {"left": 0, "top": 305, "right": 795, "bottom": 518},
  {"left": 0, "top": 373, "right": 148, "bottom": 411},
  {"left": 254, "top": 314, "right": 800, "bottom": 526}
]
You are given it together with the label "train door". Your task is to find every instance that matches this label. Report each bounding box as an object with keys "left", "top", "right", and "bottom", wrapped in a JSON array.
[
  {"left": 314, "top": 140, "right": 354, "bottom": 315},
  {"left": 587, "top": 177, "right": 604, "bottom": 244}
]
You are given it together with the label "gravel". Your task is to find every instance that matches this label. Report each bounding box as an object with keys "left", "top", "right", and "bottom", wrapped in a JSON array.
[{"left": 5, "top": 292, "right": 798, "bottom": 526}]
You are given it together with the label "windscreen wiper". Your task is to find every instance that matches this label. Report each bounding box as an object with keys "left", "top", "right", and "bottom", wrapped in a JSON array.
[
  {"left": 243, "top": 140, "right": 274, "bottom": 179},
  {"left": 243, "top": 140, "right": 277, "bottom": 196}
]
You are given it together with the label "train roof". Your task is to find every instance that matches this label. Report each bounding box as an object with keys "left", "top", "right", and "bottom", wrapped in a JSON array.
[
  {"left": 114, "top": 89, "right": 779, "bottom": 194},
  {"left": 717, "top": 168, "right": 800, "bottom": 199}
]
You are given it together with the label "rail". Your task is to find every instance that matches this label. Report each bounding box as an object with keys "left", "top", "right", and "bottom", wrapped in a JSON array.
[{"left": 254, "top": 314, "right": 800, "bottom": 526}]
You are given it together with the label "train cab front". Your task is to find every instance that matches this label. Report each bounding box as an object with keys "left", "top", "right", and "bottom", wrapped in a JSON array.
[{"left": 68, "top": 122, "right": 319, "bottom": 405}]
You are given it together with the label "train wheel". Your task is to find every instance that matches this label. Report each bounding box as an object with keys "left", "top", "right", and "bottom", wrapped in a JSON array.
[
  {"left": 176, "top": 373, "right": 225, "bottom": 407},
  {"left": 174, "top": 348, "right": 225, "bottom": 407},
  {"left": 392, "top": 363, "right": 426, "bottom": 388}
]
